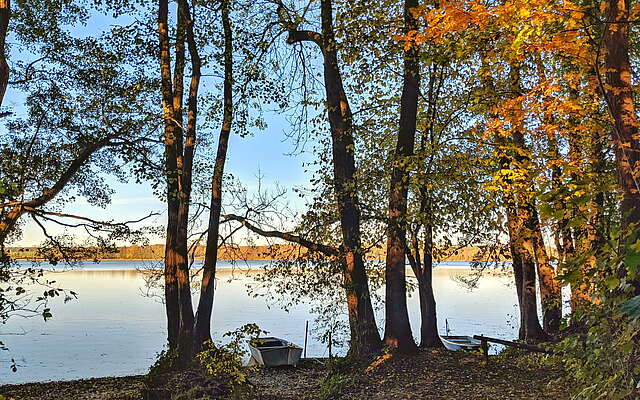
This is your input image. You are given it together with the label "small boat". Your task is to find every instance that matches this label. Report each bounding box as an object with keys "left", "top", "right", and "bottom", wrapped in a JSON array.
[
  {"left": 248, "top": 337, "right": 303, "bottom": 367},
  {"left": 440, "top": 335, "right": 482, "bottom": 351}
]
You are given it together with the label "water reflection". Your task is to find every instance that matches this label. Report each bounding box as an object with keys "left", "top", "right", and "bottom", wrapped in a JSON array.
[{"left": 0, "top": 261, "right": 518, "bottom": 384}]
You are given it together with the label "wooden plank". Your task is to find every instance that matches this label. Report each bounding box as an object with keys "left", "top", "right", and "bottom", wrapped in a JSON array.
[{"left": 473, "top": 335, "right": 551, "bottom": 354}]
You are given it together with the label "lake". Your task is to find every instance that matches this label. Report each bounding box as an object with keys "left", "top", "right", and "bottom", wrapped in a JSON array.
[{"left": 0, "top": 260, "right": 521, "bottom": 384}]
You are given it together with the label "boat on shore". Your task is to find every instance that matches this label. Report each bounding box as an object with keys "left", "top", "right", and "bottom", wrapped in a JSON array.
[
  {"left": 248, "top": 337, "right": 303, "bottom": 367},
  {"left": 440, "top": 335, "right": 482, "bottom": 351}
]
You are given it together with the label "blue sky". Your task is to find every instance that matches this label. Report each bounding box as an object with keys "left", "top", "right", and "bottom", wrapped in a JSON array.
[
  {"left": 9, "top": 7, "right": 318, "bottom": 246},
  {"left": 14, "top": 110, "right": 315, "bottom": 246}
]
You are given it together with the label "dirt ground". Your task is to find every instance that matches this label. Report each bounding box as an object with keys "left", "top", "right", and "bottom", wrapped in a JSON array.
[{"left": 0, "top": 349, "right": 570, "bottom": 400}]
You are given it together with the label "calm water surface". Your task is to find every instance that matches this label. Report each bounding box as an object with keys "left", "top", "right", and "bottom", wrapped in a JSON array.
[{"left": 0, "top": 260, "right": 519, "bottom": 384}]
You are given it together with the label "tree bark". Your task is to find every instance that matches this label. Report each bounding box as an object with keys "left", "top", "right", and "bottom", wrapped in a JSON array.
[
  {"left": 158, "top": 0, "right": 181, "bottom": 350},
  {"left": 158, "top": 0, "right": 200, "bottom": 355},
  {"left": 603, "top": 0, "right": 640, "bottom": 230},
  {"left": 195, "top": 0, "right": 232, "bottom": 350},
  {"left": 283, "top": 0, "right": 382, "bottom": 357},
  {"left": 0, "top": 0, "right": 9, "bottom": 108},
  {"left": 418, "top": 205, "right": 440, "bottom": 347},
  {"left": 530, "top": 207, "right": 561, "bottom": 333},
  {"left": 602, "top": 0, "right": 640, "bottom": 294},
  {"left": 383, "top": 0, "right": 419, "bottom": 353},
  {"left": 506, "top": 199, "right": 547, "bottom": 342},
  {"left": 222, "top": 212, "right": 380, "bottom": 355}
]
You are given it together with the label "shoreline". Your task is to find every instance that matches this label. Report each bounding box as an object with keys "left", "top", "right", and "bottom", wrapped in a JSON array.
[{"left": 0, "top": 350, "right": 569, "bottom": 400}]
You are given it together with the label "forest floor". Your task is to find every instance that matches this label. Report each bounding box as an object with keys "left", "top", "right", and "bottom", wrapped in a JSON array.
[{"left": 0, "top": 349, "right": 570, "bottom": 400}]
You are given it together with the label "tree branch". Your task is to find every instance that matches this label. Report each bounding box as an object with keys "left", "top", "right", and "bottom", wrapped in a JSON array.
[{"left": 222, "top": 213, "right": 339, "bottom": 257}]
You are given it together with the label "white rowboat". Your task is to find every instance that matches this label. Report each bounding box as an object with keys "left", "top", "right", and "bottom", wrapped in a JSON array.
[
  {"left": 248, "top": 337, "right": 303, "bottom": 367},
  {"left": 440, "top": 335, "right": 482, "bottom": 351}
]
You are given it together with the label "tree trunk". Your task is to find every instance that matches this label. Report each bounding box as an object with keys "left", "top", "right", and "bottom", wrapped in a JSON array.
[
  {"left": 530, "top": 208, "right": 561, "bottom": 333},
  {"left": 342, "top": 256, "right": 383, "bottom": 357},
  {"left": 158, "top": 0, "right": 200, "bottom": 355},
  {"left": 603, "top": 0, "right": 640, "bottom": 230},
  {"left": 504, "top": 197, "right": 526, "bottom": 340},
  {"left": 195, "top": 0, "right": 232, "bottom": 350},
  {"left": 319, "top": 0, "right": 382, "bottom": 357},
  {"left": 510, "top": 65, "right": 548, "bottom": 342},
  {"left": 510, "top": 118, "right": 560, "bottom": 333},
  {"left": 283, "top": 0, "right": 382, "bottom": 358},
  {"left": 417, "top": 213, "right": 441, "bottom": 348},
  {"left": 158, "top": 0, "right": 181, "bottom": 351},
  {"left": 0, "top": 0, "right": 9, "bottom": 107},
  {"left": 507, "top": 199, "right": 547, "bottom": 342},
  {"left": 603, "top": 0, "right": 640, "bottom": 293},
  {"left": 383, "top": 0, "right": 419, "bottom": 353}
]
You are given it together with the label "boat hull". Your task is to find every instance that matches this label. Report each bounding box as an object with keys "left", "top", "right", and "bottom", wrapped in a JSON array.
[
  {"left": 440, "top": 335, "right": 482, "bottom": 351},
  {"left": 248, "top": 337, "right": 303, "bottom": 367}
]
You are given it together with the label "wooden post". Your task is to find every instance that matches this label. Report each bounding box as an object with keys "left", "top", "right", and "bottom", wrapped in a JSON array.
[
  {"left": 328, "top": 331, "right": 332, "bottom": 359},
  {"left": 481, "top": 338, "right": 489, "bottom": 366},
  {"left": 304, "top": 320, "right": 308, "bottom": 359}
]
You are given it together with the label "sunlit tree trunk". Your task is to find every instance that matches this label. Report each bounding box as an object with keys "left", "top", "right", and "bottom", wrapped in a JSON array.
[
  {"left": 505, "top": 65, "right": 547, "bottom": 342},
  {"left": 504, "top": 193, "right": 546, "bottom": 341},
  {"left": 195, "top": 0, "right": 232, "bottom": 350},
  {"left": 602, "top": 0, "right": 640, "bottom": 294},
  {"left": 284, "top": 0, "right": 382, "bottom": 357},
  {"left": 384, "top": 0, "right": 419, "bottom": 353},
  {"left": 158, "top": 0, "right": 199, "bottom": 357},
  {"left": 603, "top": 0, "right": 640, "bottom": 230},
  {"left": 319, "top": 0, "right": 381, "bottom": 357},
  {"left": 158, "top": 0, "right": 180, "bottom": 349}
]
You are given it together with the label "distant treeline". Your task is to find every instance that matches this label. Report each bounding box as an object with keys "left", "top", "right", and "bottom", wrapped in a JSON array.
[{"left": 7, "top": 244, "right": 513, "bottom": 262}]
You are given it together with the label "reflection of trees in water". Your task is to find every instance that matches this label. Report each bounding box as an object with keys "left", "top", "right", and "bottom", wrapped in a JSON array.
[{"left": 136, "top": 260, "right": 270, "bottom": 304}]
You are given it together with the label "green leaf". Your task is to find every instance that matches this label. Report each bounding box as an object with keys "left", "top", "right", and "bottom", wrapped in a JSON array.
[
  {"left": 620, "top": 295, "right": 640, "bottom": 319},
  {"left": 604, "top": 275, "right": 620, "bottom": 290}
]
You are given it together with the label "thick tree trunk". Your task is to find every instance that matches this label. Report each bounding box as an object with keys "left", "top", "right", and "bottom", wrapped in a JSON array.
[
  {"left": 195, "top": 0, "right": 232, "bottom": 350},
  {"left": 603, "top": 0, "right": 640, "bottom": 230},
  {"left": 499, "top": 151, "right": 546, "bottom": 341},
  {"left": 511, "top": 116, "right": 560, "bottom": 333},
  {"left": 603, "top": 0, "right": 640, "bottom": 294},
  {"left": 342, "top": 257, "right": 382, "bottom": 357},
  {"left": 383, "top": 0, "right": 420, "bottom": 353},
  {"left": 158, "top": 0, "right": 200, "bottom": 355},
  {"left": 508, "top": 66, "right": 547, "bottom": 342},
  {"left": 505, "top": 198, "right": 546, "bottom": 341},
  {"left": 284, "top": 0, "right": 382, "bottom": 358},
  {"left": 319, "top": 0, "right": 381, "bottom": 357},
  {"left": 0, "top": 0, "right": 9, "bottom": 108},
  {"left": 158, "top": 0, "right": 181, "bottom": 349}
]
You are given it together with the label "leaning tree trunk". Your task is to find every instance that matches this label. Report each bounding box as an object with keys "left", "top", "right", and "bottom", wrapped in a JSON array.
[
  {"left": 195, "top": 0, "right": 232, "bottom": 350},
  {"left": 383, "top": 0, "right": 420, "bottom": 353},
  {"left": 283, "top": 0, "right": 382, "bottom": 358},
  {"left": 319, "top": 0, "right": 381, "bottom": 357}
]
